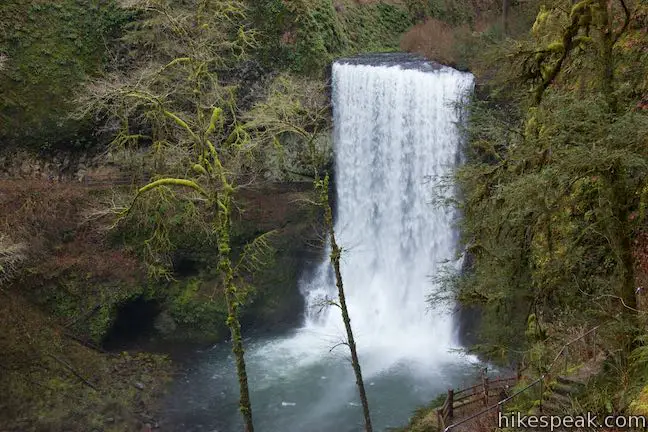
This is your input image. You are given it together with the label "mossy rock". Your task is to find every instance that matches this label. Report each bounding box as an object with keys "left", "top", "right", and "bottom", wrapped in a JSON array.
[
  {"left": 0, "top": 0, "right": 130, "bottom": 151},
  {"left": 250, "top": 0, "right": 414, "bottom": 75},
  {"left": 163, "top": 277, "right": 229, "bottom": 344}
]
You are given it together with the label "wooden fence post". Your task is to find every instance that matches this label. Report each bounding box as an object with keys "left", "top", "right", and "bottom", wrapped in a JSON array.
[
  {"left": 587, "top": 329, "right": 595, "bottom": 357},
  {"left": 482, "top": 376, "right": 489, "bottom": 406},
  {"left": 564, "top": 346, "right": 569, "bottom": 373},
  {"left": 447, "top": 388, "right": 454, "bottom": 421},
  {"left": 539, "top": 378, "right": 544, "bottom": 413}
]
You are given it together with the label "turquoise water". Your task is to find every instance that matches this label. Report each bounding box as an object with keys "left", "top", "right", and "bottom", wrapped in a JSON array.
[{"left": 162, "top": 333, "right": 480, "bottom": 431}]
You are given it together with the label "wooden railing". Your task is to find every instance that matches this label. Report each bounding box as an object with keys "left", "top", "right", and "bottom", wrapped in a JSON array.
[
  {"left": 439, "top": 324, "right": 603, "bottom": 432},
  {"left": 436, "top": 374, "right": 518, "bottom": 430}
]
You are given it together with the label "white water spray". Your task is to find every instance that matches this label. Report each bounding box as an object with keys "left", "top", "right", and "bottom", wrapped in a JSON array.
[{"left": 251, "top": 56, "right": 474, "bottom": 379}]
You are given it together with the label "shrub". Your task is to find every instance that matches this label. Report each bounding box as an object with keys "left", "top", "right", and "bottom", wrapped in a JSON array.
[{"left": 400, "top": 18, "right": 459, "bottom": 66}]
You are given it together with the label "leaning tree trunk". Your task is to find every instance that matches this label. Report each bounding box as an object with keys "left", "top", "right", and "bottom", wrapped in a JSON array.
[
  {"left": 217, "top": 189, "right": 255, "bottom": 432},
  {"left": 607, "top": 166, "right": 637, "bottom": 312},
  {"left": 596, "top": 0, "right": 617, "bottom": 112},
  {"left": 502, "top": 0, "right": 510, "bottom": 35},
  {"left": 320, "top": 175, "right": 373, "bottom": 432}
]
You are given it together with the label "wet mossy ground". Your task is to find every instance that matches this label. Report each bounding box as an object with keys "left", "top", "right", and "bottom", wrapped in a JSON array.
[{"left": 0, "top": 293, "right": 171, "bottom": 432}]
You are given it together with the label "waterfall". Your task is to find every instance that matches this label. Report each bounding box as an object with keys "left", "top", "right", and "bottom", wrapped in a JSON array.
[
  {"left": 163, "top": 55, "right": 477, "bottom": 432},
  {"left": 265, "top": 55, "right": 475, "bottom": 377}
]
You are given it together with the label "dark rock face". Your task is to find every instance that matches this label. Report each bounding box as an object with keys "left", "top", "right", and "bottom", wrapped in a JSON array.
[
  {"left": 454, "top": 304, "right": 482, "bottom": 346},
  {"left": 334, "top": 52, "right": 445, "bottom": 72},
  {"left": 232, "top": 59, "right": 275, "bottom": 113},
  {"left": 235, "top": 183, "right": 325, "bottom": 333},
  {"left": 103, "top": 296, "right": 161, "bottom": 350},
  {"left": 171, "top": 255, "right": 200, "bottom": 278},
  {"left": 453, "top": 251, "right": 482, "bottom": 346}
]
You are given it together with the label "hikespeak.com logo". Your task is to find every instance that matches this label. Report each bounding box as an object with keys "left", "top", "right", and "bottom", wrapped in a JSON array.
[{"left": 499, "top": 411, "right": 647, "bottom": 430}]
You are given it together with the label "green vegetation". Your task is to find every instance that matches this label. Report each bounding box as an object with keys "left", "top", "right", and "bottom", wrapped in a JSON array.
[
  {"left": 0, "top": 0, "right": 130, "bottom": 151},
  {"left": 251, "top": 0, "right": 413, "bottom": 74},
  {"left": 0, "top": 281, "right": 171, "bottom": 432},
  {"left": 455, "top": 0, "right": 648, "bottom": 356},
  {"left": 81, "top": 1, "right": 278, "bottom": 427},
  {"left": 409, "top": 0, "right": 648, "bottom": 427},
  {"left": 0, "top": 0, "right": 417, "bottom": 157},
  {"left": 166, "top": 277, "right": 228, "bottom": 341}
]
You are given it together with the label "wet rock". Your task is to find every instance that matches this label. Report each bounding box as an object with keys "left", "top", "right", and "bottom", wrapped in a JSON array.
[{"left": 153, "top": 311, "right": 177, "bottom": 336}]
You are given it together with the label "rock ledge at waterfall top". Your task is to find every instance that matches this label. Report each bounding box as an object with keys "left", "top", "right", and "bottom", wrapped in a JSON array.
[{"left": 334, "top": 52, "right": 449, "bottom": 73}]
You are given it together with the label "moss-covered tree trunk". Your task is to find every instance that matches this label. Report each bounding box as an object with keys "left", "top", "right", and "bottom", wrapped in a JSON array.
[
  {"left": 319, "top": 175, "right": 373, "bottom": 432},
  {"left": 502, "top": 0, "right": 510, "bottom": 35},
  {"left": 596, "top": 0, "right": 617, "bottom": 111},
  {"left": 81, "top": 1, "right": 260, "bottom": 429},
  {"left": 216, "top": 188, "right": 255, "bottom": 432},
  {"left": 606, "top": 166, "right": 637, "bottom": 312},
  {"left": 330, "top": 239, "right": 373, "bottom": 432}
]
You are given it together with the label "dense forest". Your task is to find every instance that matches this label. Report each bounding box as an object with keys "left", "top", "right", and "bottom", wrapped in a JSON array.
[{"left": 1, "top": 0, "right": 648, "bottom": 431}]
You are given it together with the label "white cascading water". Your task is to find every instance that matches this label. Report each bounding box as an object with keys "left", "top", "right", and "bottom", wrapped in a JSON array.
[
  {"left": 252, "top": 57, "right": 475, "bottom": 378},
  {"left": 302, "top": 60, "right": 474, "bottom": 373}
]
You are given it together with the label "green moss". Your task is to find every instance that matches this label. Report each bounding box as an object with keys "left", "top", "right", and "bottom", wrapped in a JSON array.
[
  {"left": 0, "top": 0, "right": 131, "bottom": 151},
  {"left": 630, "top": 385, "right": 648, "bottom": 415},
  {"left": 337, "top": 3, "right": 411, "bottom": 53},
  {"left": 110, "top": 192, "right": 216, "bottom": 277},
  {"left": 39, "top": 277, "right": 147, "bottom": 344},
  {"left": 250, "top": 0, "right": 413, "bottom": 75},
  {"left": 547, "top": 41, "right": 565, "bottom": 53},
  {"left": 165, "top": 277, "right": 228, "bottom": 342}
]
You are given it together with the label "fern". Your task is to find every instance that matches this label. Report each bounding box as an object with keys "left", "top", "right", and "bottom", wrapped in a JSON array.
[
  {"left": 0, "top": 236, "right": 26, "bottom": 286},
  {"left": 234, "top": 230, "right": 277, "bottom": 275}
]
